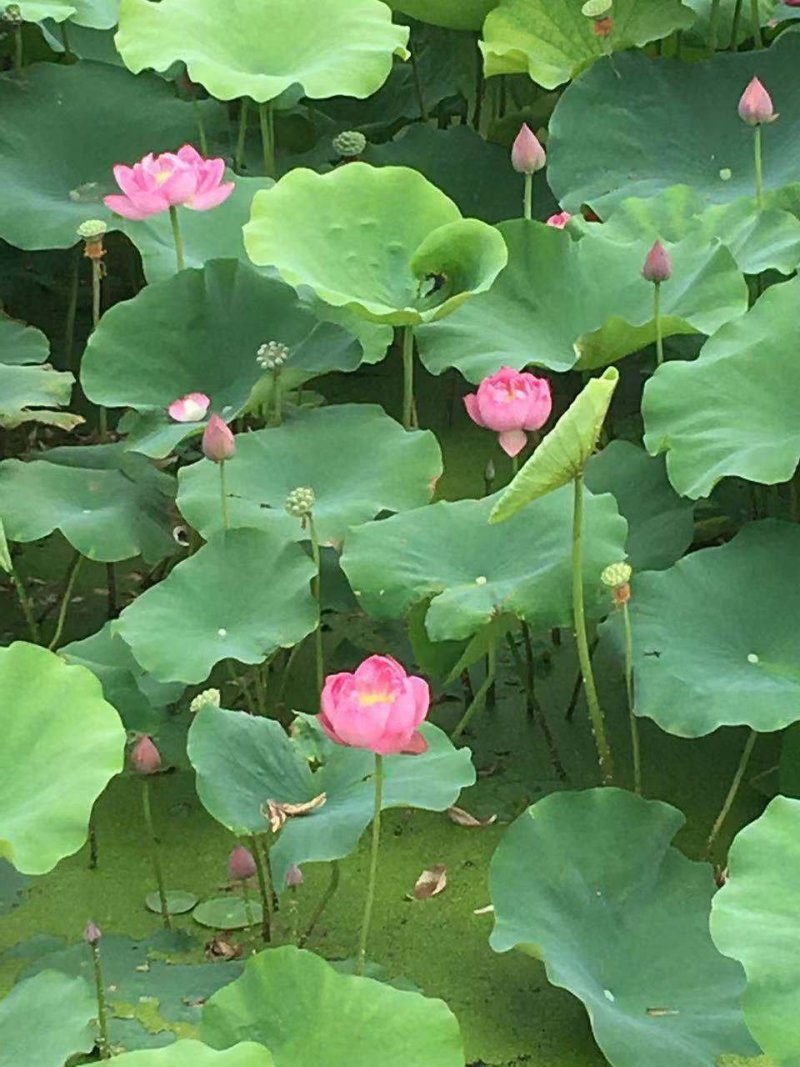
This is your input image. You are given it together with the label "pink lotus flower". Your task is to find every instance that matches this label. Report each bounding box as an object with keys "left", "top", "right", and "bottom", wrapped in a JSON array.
[
  {"left": 511, "top": 124, "right": 546, "bottom": 175},
  {"left": 202, "top": 414, "right": 236, "bottom": 463},
  {"left": 168, "top": 392, "right": 210, "bottom": 423},
  {"left": 738, "top": 77, "right": 777, "bottom": 126},
  {"left": 104, "top": 144, "right": 234, "bottom": 221},
  {"left": 464, "top": 367, "right": 552, "bottom": 458},
  {"left": 642, "top": 239, "right": 672, "bottom": 283},
  {"left": 319, "top": 655, "right": 430, "bottom": 756},
  {"left": 546, "top": 211, "right": 572, "bottom": 229}
]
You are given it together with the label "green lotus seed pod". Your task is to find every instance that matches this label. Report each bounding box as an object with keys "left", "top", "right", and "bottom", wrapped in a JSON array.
[
  {"left": 256, "top": 340, "right": 290, "bottom": 371},
  {"left": 77, "top": 219, "right": 108, "bottom": 241},
  {"left": 190, "top": 688, "right": 221, "bottom": 713},
  {"left": 285, "top": 486, "right": 316, "bottom": 518},
  {"left": 3, "top": 4, "right": 22, "bottom": 23},
  {"left": 582, "top": 0, "right": 613, "bottom": 16},
  {"left": 601, "top": 561, "right": 632, "bottom": 588},
  {"left": 332, "top": 130, "right": 367, "bottom": 158}
]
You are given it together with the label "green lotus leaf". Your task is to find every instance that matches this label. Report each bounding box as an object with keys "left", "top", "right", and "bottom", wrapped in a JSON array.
[
  {"left": 643, "top": 276, "right": 800, "bottom": 499},
  {"left": 0, "top": 363, "right": 80, "bottom": 431},
  {"left": 114, "top": 528, "right": 318, "bottom": 684},
  {"left": 17, "top": 0, "right": 118, "bottom": 27},
  {"left": 244, "top": 164, "right": 508, "bottom": 326},
  {"left": 146, "top": 889, "right": 197, "bottom": 915},
  {"left": 41, "top": 19, "right": 125, "bottom": 64},
  {"left": 481, "top": 0, "right": 694, "bottom": 88},
  {"left": 0, "top": 316, "right": 49, "bottom": 365},
  {"left": 490, "top": 788, "right": 757, "bottom": 1067},
  {"left": 584, "top": 441, "right": 694, "bottom": 572},
  {"left": 113, "top": 1040, "right": 275, "bottom": 1067},
  {"left": 342, "top": 484, "right": 626, "bottom": 642},
  {"left": 192, "top": 898, "right": 265, "bottom": 931},
  {"left": 0, "top": 642, "right": 126, "bottom": 874},
  {"left": 711, "top": 796, "right": 800, "bottom": 1067},
  {"left": 177, "top": 405, "right": 442, "bottom": 544},
  {"left": 0, "top": 60, "right": 223, "bottom": 251},
  {"left": 490, "top": 368, "right": 619, "bottom": 524},
  {"left": 549, "top": 34, "right": 800, "bottom": 216},
  {"left": 202, "top": 946, "right": 465, "bottom": 1066},
  {"left": 0, "top": 444, "right": 176, "bottom": 563},
  {"left": 416, "top": 220, "right": 746, "bottom": 380},
  {"left": 389, "top": 0, "right": 498, "bottom": 30},
  {"left": 0, "top": 972, "right": 96, "bottom": 1065},
  {"left": 116, "top": 0, "right": 408, "bottom": 103},
  {"left": 621, "top": 521, "right": 800, "bottom": 737},
  {"left": 188, "top": 709, "right": 475, "bottom": 887}
]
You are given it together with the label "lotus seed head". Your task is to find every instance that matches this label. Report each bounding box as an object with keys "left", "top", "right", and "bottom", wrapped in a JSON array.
[
  {"left": 256, "top": 341, "right": 290, "bottom": 371},
  {"left": 77, "top": 219, "right": 108, "bottom": 240},
  {"left": 83, "top": 920, "right": 102, "bottom": 945},
  {"left": 285, "top": 863, "right": 304, "bottom": 887},
  {"left": 285, "top": 486, "right": 316, "bottom": 518},
  {"left": 3, "top": 4, "right": 22, "bottom": 22},
  {"left": 332, "top": 130, "right": 367, "bottom": 158},
  {"left": 190, "top": 688, "right": 221, "bottom": 713},
  {"left": 601, "top": 562, "right": 632, "bottom": 588},
  {"left": 582, "top": 0, "right": 612, "bottom": 16}
]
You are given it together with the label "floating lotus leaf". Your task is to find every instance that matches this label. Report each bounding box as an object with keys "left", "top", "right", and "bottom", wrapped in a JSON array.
[
  {"left": 341, "top": 484, "right": 627, "bottom": 642},
  {"left": 549, "top": 34, "right": 800, "bottom": 216},
  {"left": 0, "top": 972, "right": 96, "bottom": 1065},
  {"left": 643, "top": 276, "right": 800, "bottom": 499},
  {"left": 192, "top": 898, "right": 265, "bottom": 931},
  {"left": 481, "top": 0, "right": 694, "bottom": 88},
  {"left": 490, "top": 369, "right": 619, "bottom": 523},
  {"left": 177, "top": 405, "right": 442, "bottom": 543},
  {"left": 0, "top": 60, "right": 222, "bottom": 250},
  {"left": 202, "top": 946, "right": 465, "bottom": 1066},
  {"left": 416, "top": 220, "right": 746, "bottom": 380},
  {"left": 0, "top": 313, "right": 80, "bottom": 429},
  {"left": 0, "top": 317, "right": 49, "bottom": 365},
  {"left": 711, "top": 796, "right": 800, "bottom": 1067},
  {"left": 389, "top": 0, "right": 498, "bottom": 30},
  {"left": 116, "top": 0, "right": 409, "bottom": 103},
  {"left": 244, "top": 164, "right": 509, "bottom": 326},
  {"left": 113, "top": 1041, "right": 275, "bottom": 1067},
  {"left": 0, "top": 642, "right": 126, "bottom": 874},
  {"left": 622, "top": 521, "right": 800, "bottom": 737},
  {"left": 0, "top": 444, "right": 176, "bottom": 563},
  {"left": 490, "top": 788, "right": 757, "bottom": 1067},
  {"left": 188, "top": 709, "right": 475, "bottom": 887},
  {"left": 17, "top": 0, "right": 118, "bottom": 28},
  {"left": 114, "top": 528, "right": 318, "bottom": 684}
]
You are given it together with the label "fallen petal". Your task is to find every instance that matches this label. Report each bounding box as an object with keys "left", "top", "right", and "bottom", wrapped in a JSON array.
[
  {"left": 413, "top": 864, "right": 448, "bottom": 900},
  {"left": 447, "top": 805, "right": 498, "bottom": 828}
]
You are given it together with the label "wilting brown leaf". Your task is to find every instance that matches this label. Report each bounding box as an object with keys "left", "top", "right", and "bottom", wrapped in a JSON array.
[
  {"left": 205, "top": 934, "right": 242, "bottom": 961},
  {"left": 263, "top": 792, "right": 326, "bottom": 834},
  {"left": 447, "top": 805, "right": 497, "bottom": 828},
  {"left": 412, "top": 865, "right": 447, "bottom": 900}
]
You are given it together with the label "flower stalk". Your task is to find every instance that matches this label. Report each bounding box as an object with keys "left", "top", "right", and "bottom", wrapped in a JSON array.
[{"left": 356, "top": 755, "right": 384, "bottom": 976}]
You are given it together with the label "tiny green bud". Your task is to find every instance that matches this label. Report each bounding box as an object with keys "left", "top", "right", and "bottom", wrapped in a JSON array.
[
  {"left": 77, "top": 219, "right": 108, "bottom": 240},
  {"left": 285, "top": 486, "right": 316, "bottom": 518},
  {"left": 601, "top": 561, "right": 632, "bottom": 588},
  {"left": 332, "top": 130, "right": 367, "bottom": 158}
]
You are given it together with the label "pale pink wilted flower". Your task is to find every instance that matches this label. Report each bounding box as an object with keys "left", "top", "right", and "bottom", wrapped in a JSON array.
[
  {"left": 511, "top": 124, "right": 546, "bottom": 175},
  {"left": 546, "top": 211, "right": 572, "bottom": 229},
  {"left": 104, "top": 144, "right": 234, "bottom": 221},
  {"left": 228, "top": 845, "right": 257, "bottom": 882},
  {"left": 202, "top": 414, "right": 236, "bottom": 463},
  {"left": 168, "top": 392, "right": 210, "bottom": 423},
  {"left": 285, "top": 864, "right": 304, "bottom": 887},
  {"left": 83, "top": 920, "right": 102, "bottom": 945},
  {"left": 738, "top": 77, "right": 777, "bottom": 126},
  {"left": 642, "top": 240, "right": 672, "bottom": 283},
  {"left": 130, "top": 735, "right": 161, "bottom": 775},
  {"left": 319, "top": 655, "right": 430, "bottom": 756},
  {"left": 464, "top": 367, "right": 552, "bottom": 458}
]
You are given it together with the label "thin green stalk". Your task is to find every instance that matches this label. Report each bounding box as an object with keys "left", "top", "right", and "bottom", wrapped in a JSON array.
[
  {"left": 14, "top": 25, "right": 22, "bottom": 75},
  {"left": 790, "top": 471, "right": 799, "bottom": 523},
  {"left": 307, "top": 514, "right": 324, "bottom": 699},
  {"left": 749, "top": 0, "right": 763, "bottom": 47},
  {"left": 298, "top": 860, "right": 340, "bottom": 948},
  {"left": 169, "top": 206, "right": 185, "bottom": 273},
  {"left": 401, "top": 326, "right": 416, "bottom": 430},
  {"left": 356, "top": 755, "right": 384, "bottom": 976},
  {"left": 704, "top": 730, "right": 758, "bottom": 859},
  {"left": 730, "top": 0, "right": 744, "bottom": 50},
  {"left": 88, "top": 812, "right": 99, "bottom": 869},
  {"left": 452, "top": 638, "right": 497, "bottom": 740},
  {"left": 511, "top": 454, "right": 519, "bottom": 478},
  {"left": 754, "top": 124, "right": 764, "bottom": 210},
  {"left": 241, "top": 879, "right": 255, "bottom": 930},
  {"left": 48, "top": 551, "right": 83, "bottom": 650},
  {"left": 64, "top": 249, "right": 80, "bottom": 372},
  {"left": 276, "top": 639, "right": 305, "bottom": 706},
  {"left": 708, "top": 0, "right": 721, "bottom": 51},
  {"left": 272, "top": 372, "right": 282, "bottom": 424},
  {"left": 409, "top": 47, "right": 428, "bottom": 121},
  {"left": 219, "top": 460, "right": 230, "bottom": 530},
  {"left": 89, "top": 257, "right": 109, "bottom": 439},
  {"left": 142, "top": 778, "right": 172, "bottom": 930},
  {"left": 572, "top": 474, "right": 614, "bottom": 784},
  {"left": 258, "top": 101, "right": 276, "bottom": 178},
  {"left": 654, "top": 282, "right": 664, "bottom": 367},
  {"left": 235, "top": 98, "right": 249, "bottom": 171},
  {"left": 192, "top": 96, "right": 209, "bottom": 155},
  {"left": 8, "top": 563, "right": 40, "bottom": 643},
  {"left": 622, "top": 603, "right": 641, "bottom": 795},
  {"left": 89, "top": 942, "right": 111, "bottom": 1059},
  {"left": 250, "top": 833, "right": 273, "bottom": 943},
  {"left": 523, "top": 173, "right": 532, "bottom": 221},
  {"left": 226, "top": 660, "right": 258, "bottom": 711},
  {"left": 106, "top": 563, "right": 117, "bottom": 619}
]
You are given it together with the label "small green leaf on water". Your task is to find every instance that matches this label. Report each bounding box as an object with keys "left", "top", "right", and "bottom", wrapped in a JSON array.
[
  {"left": 146, "top": 890, "right": 198, "bottom": 915},
  {"left": 192, "top": 897, "right": 264, "bottom": 930}
]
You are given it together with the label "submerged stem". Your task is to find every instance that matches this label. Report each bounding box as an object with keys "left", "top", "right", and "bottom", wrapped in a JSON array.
[
  {"left": 142, "top": 778, "right": 172, "bottom": 930},
  {"left": 705, "top": 730, "right": 758, "bottom": 859},
  {"left": 356, "top": 756, "right": 384, "bottom": 976}
]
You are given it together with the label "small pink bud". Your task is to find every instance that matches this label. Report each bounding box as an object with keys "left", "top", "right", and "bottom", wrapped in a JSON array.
[
  {"left": 228, "top": 845, "right": 257, "bottom": 882},
  {"left": 511, "top": 124, "right": 546, "bottom": 175},
  {"left": 642, "top": 240, "right": 672, "bottom": 283},
  {"left": 285, "top": 863, "right": 304, "bottom": 888},
  {"left": 130, "top": 735, "right": 161, "bottom": 775},
  {"left": 84, "top": 920, "right": 102, "bottom": 945},
  {"left": 738, "top": 77, "right": 777, "bottom": 126},
  {"left": 202, "top": 414, "right": 236, "bottom": 463}
]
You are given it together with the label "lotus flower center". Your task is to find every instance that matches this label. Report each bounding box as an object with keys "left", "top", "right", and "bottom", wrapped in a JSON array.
[
  {"left": 155, "top": 169, "right": 173, "bottom": 186},
  {"left": 358, "top": 690, "right": 395, "bottom": 707},
  {"left": 501, "top": 384, "right": 525, "bottom": 403}
]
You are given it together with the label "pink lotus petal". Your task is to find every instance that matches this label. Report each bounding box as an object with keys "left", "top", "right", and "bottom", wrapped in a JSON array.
[
  {"left": 498, "top": 428, "right": 528, "bottom": 457},
  {"left": 103, "top": 194, "right": 162, "bottom": 221},
  {"left": 186, "top": 181, "right": 235, "bottom": 212},
  {"left": 168, "top": 392, "right": 210, "bottom": 423}
]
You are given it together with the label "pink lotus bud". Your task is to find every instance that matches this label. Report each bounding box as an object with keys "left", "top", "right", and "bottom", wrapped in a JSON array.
[
  {"left": 738, "top": 77, "right": 777, "bottom": 126},
  {"left": 202, "top": 414, "right": 236, "bottom": 463},
  {"left": 511, "top": 124, "right": 546, "bottom": 175},
  {"left": 593, "top": 14, "right": 614, "bottom": 36},
  {"left": 546, "top": 211, "right": 572, "bottom": 229},
  {"left": 104, "top": 144, "right": 235, "bottom": 221},
  {"left": 319, "top": 655, "right": 430, "bottom": 756},
  {"left": 130, "top": 735, "right": 161, "bottom": 775},
  {"left": 228, "top": 845, "right": 257, "bottom": 882},
  {"left": 84, "top": 920, "right": 102, "bottom": 945},
  {"left": 641, "top": 240, "right": 672, "bottom": 283},
  {"left": 464, "top": 367, "right": 552, "bottom": 458},
  {"left": 285, "top": 863, "right": 304, "bottom": 887},
  {"left": 168, "top": 392, "right": 210, "bottom": 423}
]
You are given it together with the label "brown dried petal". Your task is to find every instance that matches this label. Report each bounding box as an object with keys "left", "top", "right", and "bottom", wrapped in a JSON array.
[
  {"left": 447, "top": 805, "right": 497, "bottom": 828},
  {"left": 413, "top": 865, "right": 448, "bottom": 900},
  {"left": 263, "top": 792, "right": 327, "bottom": 834}
]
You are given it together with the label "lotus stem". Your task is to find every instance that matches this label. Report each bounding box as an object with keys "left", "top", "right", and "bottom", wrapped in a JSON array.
[
  {"left": 754, "top": 125, "right": 764, "bottom": 211},
  {"left": 511, "top": 454, "right": 519, "bottom": 477},
  {"left": 235, "top": 99, "right": 249, "bottom": 171},
  {"left": 88, "top": 939, "right": 111, "bottom": 1058},
  {"left": 749, "top": 0, "right": 763, "bottom": 47},
  {"left": 48, "top": 550, "right": 83, "bottom": 651},
  {"left": 401, "top": 326, "right": 416, "bottom": 430},
  {"left": 307, "top": 513, "right": 324, "bottom": 699},
  {"left": 219, "top": 460, "right": 230, "bottom": 530},
  {"left": 250, "top": 833, "right": 273, "bottom": 943},
  {"left": 356, "top": 755, "right": 384, "bottom": 976},
  {"left": 14, "top": 25, "right": 22, "bottom": 76},
  {"left": 242, "top": 878, "right": 255, "bottom": 930},
  {"left": 704, "top": 730, "right": 757, "bottom": 859},
  {"left": 708, "top": 0, "right": 721, "bottom": 51},
  {"left": 89, "top": 255, "right": 109, "bottom": 439},
  {"left": 88, "top": 812, "right": 99, "bottom": 870},
  {"left": 60, "top": 19, "right": 72, "bottom": 57},
  {"left": 299, "top": 860, "right": 341, "bottom": 948},
  {"left": 169, "top": 205, "right": 186, "bottom": 273},
  {"left": 409, "top": 47, "right": 428, "bottom": 122},
  {"left": 507, "top": 628, "right": 567, "bottom": 780},
  {"left": 141, "top": 778, "right": 172, "bottom": 930},
  {"left": 572, "top": 474, "right": 614, "bottom": 784},
  {"left": 258, "top": 101, "right": 276, "bottom": 178},
  {"left": 64, "top": 249, "right": 80, "bottom": 372},
  {"left": 106, "top": 563, "right": 117, "bottom": 619},
  {"left": 452, "top": 637, "right": 497, "bottom": 740},
  {"left": 523, "top": 173, "right": 532, "bottom": 221},
  {"left": 653, "top": 282, "right": 665, "bottom": 367},
  {"left": 8, "top": 563, "right": 40, "bottom": 643},
  {"left": 192, "top": 96, "right": 209, "bottom": 155},
  {"left": 730, "top": 0, "right": 744, "bottom": 50},
  {"left": 622, "top": 602, "right": 642, "bottom": 795}
]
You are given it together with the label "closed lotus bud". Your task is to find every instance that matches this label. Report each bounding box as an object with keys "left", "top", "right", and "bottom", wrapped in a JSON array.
[
  {"left": 738, "top": 77, "right": 777, "bottom": 126},
  {"left": 202, "top": 414, "right": 236, "bottom": 463},
  {"left": 511, "top": 124, "right": 546, "bottom": 175},
  {"left": 641, "top": 240, "right": 672, "bottom": 283},
  {"left": 84, "top": 920, "right": 102, "bottom": 945},
  {"left": 228, "top": 844, "right": 257, "bottom": 882},
  {"left": 285, "top": 863, "right": 304, "bottom": 888},
  {"left": 130, "top": 735, "right": 161, "bottom": 775}
]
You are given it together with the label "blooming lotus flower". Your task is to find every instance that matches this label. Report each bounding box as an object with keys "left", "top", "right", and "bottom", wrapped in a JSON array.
[
  {"left": 546, "top": 211, "right": 572, "bottom": 229},
  {"left": 319, "top": 655, "right": 430, "bottom": 756},
  {"left": 464, "top": 367, "right": 552, "bottom": 458},
  {"left": 104, "top": 144, "right": 234, "bottom": 221},
  {"left": 228, "top": 845, "right": 257, "bottom": 882},
  {"left": 738, "top": 77, "right": 777, "bottom": 126},
  {"left": 168, "top": 392, "right": 210, "bottom": 423},
  {"left": 511, "top": 124, "right": 546, "bottom": 175},
  {"left": 202, "top": 414, "right": 236, "bottom": 463},
  {"left": 642, "top": 239, "right": 672, "bottom": 283},
  {"left": 130, "top": 735, "right": 161, "bottom": 775}
]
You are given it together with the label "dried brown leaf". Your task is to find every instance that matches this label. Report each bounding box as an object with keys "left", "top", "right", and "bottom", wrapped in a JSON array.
[
  {"left": 447, "top": 805, "right": 497, "bottom": 828},
  {"left": 263, "top": 792, "right": 327, "bottom": 834},
  {"left": 413, "top": 864, "right": 447, "bottom": 900}
]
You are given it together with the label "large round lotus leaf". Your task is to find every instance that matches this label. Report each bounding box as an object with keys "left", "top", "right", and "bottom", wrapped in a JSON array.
[
  {"left": 549, "top": 35, "right": 800, "bottom": 216},
  {"left": 0, "top": 363, "right": 79, "bottom": 431},
  {"left": 389, "top": 0, "right": 498, "bottom": 30},
  {"left": 490, "top": 789, "right": 757, "bottom": 1067},
  {"left": 416, "top": 219, "right": 746, "bottom": 380},
  {"left": 244, "top": 164, "right": 509, "bottom": 326},
  {"left": 584, "top": 441, "right": 694, "bottom": 573},
  {"left": 18, "top": 0, "right": 118, "bottom": 27},
  {"left": 0, "top": 61, "right": 223, "bottom": 251},
  {"left": 113, "top": 1040, "right": 275, "bottom": 1066},
  {"left": 0, "top": 972, "right": 96, "bottom": 1065},
  {"left": 177, "top": 405, "right": 442, "bottom": 544},
  {"left": 188, "top": 709, "right": 475, "bottom": 888},
  {"left": 341, "top": 483, "right": 627, "bottom": 642},
  {"left": 0, "top": 317, "right": 49, "bottom": 365},
  {"left": 622, "top": 521, "right": 800, "bottom": 738},
  {"left": 481, "top": 0, "right": 694, "bottom": 88},
  {"left": 202, "top": 946, "right": 464, "bottom": 1066},
  {"left": 0, "top": 444, "right": 176, "bottom": 564},
  {"left": 711, "top": 796, "right": 800, "bottom": 1066},
  {"left": 0, "top": 642, "right": 126, "bottom": 874},
  {"left": 643, "top": 275, "right": 800, "bottom": 499},
  {"left": 116, "top": 0, "right": 409, "bottom": 103},
  {"left": 114, "top": 528, "right": 318, "bottom": 684}
]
